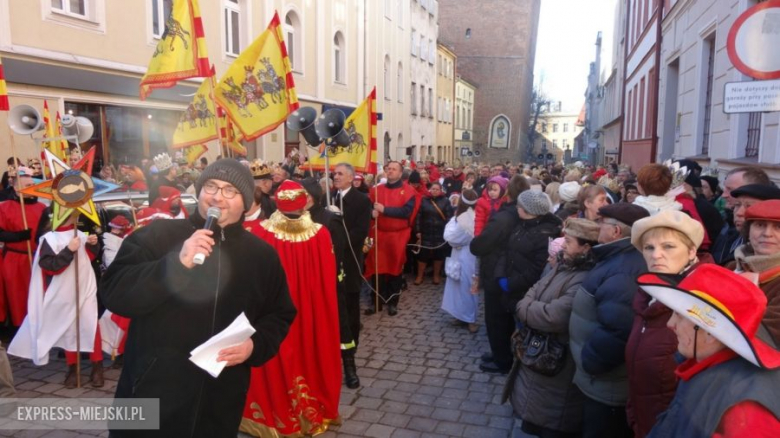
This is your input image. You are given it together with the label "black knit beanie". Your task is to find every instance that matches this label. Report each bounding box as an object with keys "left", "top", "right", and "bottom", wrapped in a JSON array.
[{"left": 195, "top": 159, "right": 255, "bottom": 211}]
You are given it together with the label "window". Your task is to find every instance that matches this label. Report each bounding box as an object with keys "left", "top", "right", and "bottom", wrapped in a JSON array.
[
  {"left": 553, "top": 123, "right": 558, "bottom": 133},
  {"left": 224, "top": 0, "right": 241, "bottom": 56},
  {"left": 420, "top": 37, "right": 427, "bottom": 62},
  {"left": 429, "top": 39, "right": 435, "bottom": 64},
  {"left": 563, "top": 123, "right": 568, "bottom": 133},
  {"left": 411, "top": 82, "right": 417, "bottom": 115},
  {"left": 438, "top": 97, "right": 443, "bottom": 121},
  {"left": 428, "top": 88, "right": 433, "bottom": 118},
  {"left": 411, "top": 29, "right": 418, "bottom": 57},
  {"left": 152, "top": 0, "right": 172, "bottom": 38},
  {"left": 563, "top": 139, "right": 568, "bottom": 149},
  {"left": 420, "top": 84, "right": 426, "bottom": 116},
  {"left": 456, "top": 103, "right": 461, "bottom": 127},
  {"left": 334, "top": 32, "right": 345, "bottom": 83},
  {"left": 553, "top": 139, "right": 558, "bottom": 149},
  {"left": 465, "top": 28, "right": 471, "bottom": 39},
  {"left": 542, "top": 139, "right": 547, "bottom": 150},
  {"left": 397, "top": 0, "right": 403, "bottom": 27},
  {"left": 397, "top": 62, "right": 404, "bottom": 102},
  {"left": 542, "top": 122, "right": 547, "bottom": 133},
  {"left": 467, "top": 108, "right": 471, "bottom": 129},
  {"left": 701, "top": 35, "right": 715, "bottom": 155},
  {"left": 745, "top": 112, "right": 762, "bottom": 157},
  {"left": 52, "top": 0, "right": 86, "bottom": 17},
  {"left": 384, "top": 56, "right": 391, "bottom": 100},
  {"left": 284, "top": 12, "right": 301, "bottom": 72}
]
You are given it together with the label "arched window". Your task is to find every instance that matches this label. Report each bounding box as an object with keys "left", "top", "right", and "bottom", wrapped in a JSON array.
[
  {"left": 384, "top": 55, "right": 391, "bottom": 100},
  {"left": 333, "top": 31, "right": 345, "bottom": 83},
  {"left": 284, "top": 11, "right": 301, "bottom": 72},
  {"left": 397, "top": 62, "right": 403, "bottom": 102}
]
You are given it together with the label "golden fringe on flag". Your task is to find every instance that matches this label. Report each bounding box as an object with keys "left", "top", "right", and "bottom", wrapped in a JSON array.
[
  {"left": 172, "top": 77, "right": 218, "bottom": 149},
  {"left": 0, "top": 55, "right": 9, "bottom": 111},
  {"left": 214, "top": 12, "right": 298, "bottom": 141},
  {"left": 140, "top": 0, "right": 210, "bottom": 100},
  {"left": 308, "top": 87, "right": 378, "bottom": 173}
]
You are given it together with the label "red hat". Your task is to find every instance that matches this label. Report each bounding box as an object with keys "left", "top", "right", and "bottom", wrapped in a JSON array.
[
  {"left": 135, "top": 207, "right": 173, "bottom": 226},
  {"left": 109, "top": 215, "right": 131, "bottom": 229},
  {"left": 745, "top": 199, "right": 780, "bottom": 223},
  {"left": 638, "top": 264, "right": 780, "bottom": 369},
  {"left": 274, "top": 180, "right": 308, "bottom": 213},
  {"left": 354, "top": 173, "right": 364, "bottom": 181},
  {"left": 592, "top": 168, "right": 608, "bottom": 180}
]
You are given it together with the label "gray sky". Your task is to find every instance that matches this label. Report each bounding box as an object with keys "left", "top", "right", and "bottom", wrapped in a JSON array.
[{"left": 534, "top": 0, "right": 617, "bottom": 113}]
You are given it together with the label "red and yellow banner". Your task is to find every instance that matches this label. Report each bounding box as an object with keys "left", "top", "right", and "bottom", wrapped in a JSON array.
[
  {"left": 140, "top": 0, "right": 210, "bottom": 100},
  {"left": 308, "top": 88, "right": 377, "bottom": 174},
  {"left": 53, "top": 111, "right": 69, "bottom": 160},
  {"left": 0, "top": 55, "right": 8, "bottom": 111},
  {"left": 214, "top": 12, "right": 298, "bottom": 141},
  {"left": 184, "top": 144, "right": 208, "bottom": 164},
  {"left": 172, "top": 77, "right": 218, "bottom": 148}
]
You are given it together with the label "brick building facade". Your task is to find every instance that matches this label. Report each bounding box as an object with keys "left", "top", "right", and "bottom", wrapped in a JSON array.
[{"left": 437, "top": 0, "right": 542, "bottom": 164}]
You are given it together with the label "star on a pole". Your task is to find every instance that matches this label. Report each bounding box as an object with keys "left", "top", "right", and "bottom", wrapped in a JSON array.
[{"left": 21, "top": 147, "right": 119, "bottom": 229}]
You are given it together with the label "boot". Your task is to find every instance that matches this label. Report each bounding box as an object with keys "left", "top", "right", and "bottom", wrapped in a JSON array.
[
  {"left": 414, "top": 261, "right": 427, "bottom": 285},
  {"left": 90, "top": 361, "right": 104, "bottom": 388},
  {"left": 64, "top": 365, "right": 78, "bottom": 389},
  {"left": 343, "top": 356, "right": 360, "bottom": 389},
  {"left": 432, "top": 260, "right": 444, "bottom": 285}
]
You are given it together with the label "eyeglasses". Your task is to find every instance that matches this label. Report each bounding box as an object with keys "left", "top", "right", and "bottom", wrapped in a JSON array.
[{"left": 202, "top": 181, "right": 240, "bottom": 199}]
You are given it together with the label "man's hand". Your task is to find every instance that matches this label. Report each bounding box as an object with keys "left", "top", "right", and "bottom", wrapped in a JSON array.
[
  {"left": 67, "top": 237, "right": 81, "bottom": 252},
  {"left": 374, "top": 203, "right": 385, "bottom": 213},
  {"left": 372, "top": 210, "right": 380, "bottom": 218},
  {"left": 179, "top": 229, "right": 215, "bottom": 269},
  {"left": 217, "top": 338, "right": 254, "bottom": 367},
  {"left": 86, "top": 235, "right": 98, "bottom": 246}
]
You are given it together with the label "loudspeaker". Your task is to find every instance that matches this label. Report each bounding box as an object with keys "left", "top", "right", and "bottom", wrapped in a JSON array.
[
  {"left": 286, "top": 107, "right": 321, "bottom": 146},
  {"left": 7, "top": 105, "right": 44, "bottom": 135},
  {"left": 61, "top": 115, "right": 95, "bottom": 144},
  {"left": 315, "top": 109, "right": 350, "bottom": 147}
]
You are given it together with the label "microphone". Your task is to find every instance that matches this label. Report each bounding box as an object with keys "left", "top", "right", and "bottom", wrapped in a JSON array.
[{"left": 193, "top": 207, "right": 221, "bottom": 265}]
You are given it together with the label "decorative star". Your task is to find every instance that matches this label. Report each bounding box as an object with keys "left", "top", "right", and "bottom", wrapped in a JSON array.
[{"left": 21, "top": 147, "right": 119, "bottom": 229}]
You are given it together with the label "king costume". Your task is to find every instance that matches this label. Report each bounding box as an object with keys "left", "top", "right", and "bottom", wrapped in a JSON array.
[{"left": 241, "top": 180, "right": 342, "bottom": 437}]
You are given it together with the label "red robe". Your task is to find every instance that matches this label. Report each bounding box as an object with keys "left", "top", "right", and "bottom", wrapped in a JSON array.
[
  {"left": 241, "top": 212, "right": 341, "bottom": 437},
  {"left": 364, "top": 182, "right": 420, "bottom": 278},
  {"left": 0, "top": 199, "right": 46, "bottom": 326}
]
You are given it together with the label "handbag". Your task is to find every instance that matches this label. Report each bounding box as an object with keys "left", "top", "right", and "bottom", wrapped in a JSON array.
[
  {"left": 513, "top": 327, "right": 567, "bottom": 376},
  {"left": 444, "top": 256, "right": 461, "bottom": 281}
]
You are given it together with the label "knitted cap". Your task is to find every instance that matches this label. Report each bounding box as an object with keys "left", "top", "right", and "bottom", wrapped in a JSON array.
[
  {"left": 558, "top": 181, "right": 581, "bottom": 203},
  {"left": 517, "top": 190, "right": 551, "bottom": 216},
  {"left": 195, "top": 159, "right": 255, "bottom": 211}
]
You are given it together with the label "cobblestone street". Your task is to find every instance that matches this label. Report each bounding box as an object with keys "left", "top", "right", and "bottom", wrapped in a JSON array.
[{"left": 1, "top": 278, "right": 528, "bottom": 437}]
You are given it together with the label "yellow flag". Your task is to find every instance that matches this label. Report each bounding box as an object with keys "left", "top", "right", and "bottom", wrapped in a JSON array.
[
  {"left": 184, "top": 144, "right": 208, "bottom": 164},
  {"left": 41, "top": 100, "right": 60, "bottom": 158},
  {"left": 140, "top": 0, "right": 210, "bottom": 100},
  {"left": 308, "top": 88, "right": 377, "bottom": 173},
  {"left": 214, "top": 12, "right": 298, "bottom": 141},
  {"left": 172, "top": 78, "right": 218, "bottom": 148},
  {"left": 54, "top": 112, "right": 69, "bottom": 160}
]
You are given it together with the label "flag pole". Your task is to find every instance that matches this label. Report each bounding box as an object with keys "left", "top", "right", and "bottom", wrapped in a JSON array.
[
  {"left": 8, "top": 133, "right": 33, "bottom": 265},
  {"left": 324, "top": 147, "right": 332, "bottom": 207},
  {"left": 207, "top": 73, "right": 228, "bottom": 159},
  {"left": 72, "top": 211, "right": 82, "bottom": 388},
  {"left": 374, "top": 181, "right": 379, "bottom": 313}
]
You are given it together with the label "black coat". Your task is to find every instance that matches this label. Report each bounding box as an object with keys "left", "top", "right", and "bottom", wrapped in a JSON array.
[
  {"left": 100, "top": 212, "right": 296, "bottom": 438},
  {"left": 496, "top": 213, "right": 562, "bottom": 309},
  {"left": 470, "top": 202, "right": 521, "bottom": 286},
  {"left": 337, "top": 188, "right": 372, "bottom": 293},
  {"left": 416, "top": 195, "right": 454, "bottom": 246}
]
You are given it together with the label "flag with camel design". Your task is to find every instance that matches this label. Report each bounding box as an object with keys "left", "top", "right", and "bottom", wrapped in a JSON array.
[
  {"left": 307, "top": 87, "right": 377, "bottom": 174},
  {"left": 140, "top": 0, "right": 210, "bottom": 100},
  {"left": 214, "top": 12, "right": 298, "bottom": 141}
]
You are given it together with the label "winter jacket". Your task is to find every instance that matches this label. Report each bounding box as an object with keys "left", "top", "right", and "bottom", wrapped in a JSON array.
[
  {"left": 555, "top": 201, "right": 579, "bottom": 222},
  {"left": 100, "top": 212, "right": 297, "bottom": 438},
  {"left": 474, "top": 195, "right": 504, "bottom": 236},
  {"left": 496, "top": 213, "right": 562, "bottom": 311},
  {"left": 470, "top": 201, "right": 520, "bottom": 281},
  {"left": 569, "top": 237, "right": 647, "bottom": 406},
  {"left": 416, "top": 194, "right": 454, "bottom": 246},
  {"left": 734, "top": 245, "right": 780, "bottom": 347},
  {"left": 442, "top": 173, "right": 465, "bottom": 195},
  {"left": 511, "top": 253, "right": 595, "bottom": 434}
]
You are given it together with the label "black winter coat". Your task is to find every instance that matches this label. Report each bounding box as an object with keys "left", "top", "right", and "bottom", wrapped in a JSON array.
[
  {"left": 470, "top": 202, "right": 521, "bottom": 286},
  {"left": 100, "top": 212, "right": 297, "bottom": 438},
  {"left": 416, "top": 195, "right": 453, "bottom": 246},
  {"left": 496, "top": 213, "right": 562, "bottom": 310}
]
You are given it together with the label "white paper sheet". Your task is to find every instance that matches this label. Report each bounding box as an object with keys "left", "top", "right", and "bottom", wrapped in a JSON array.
[{"left": 189, "top": 312, "right": 256, "bottom": 378}]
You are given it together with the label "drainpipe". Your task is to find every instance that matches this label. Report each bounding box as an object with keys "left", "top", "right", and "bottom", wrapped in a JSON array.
[{"left": 650, "top": 0, "right": 663, "bottom": 163}]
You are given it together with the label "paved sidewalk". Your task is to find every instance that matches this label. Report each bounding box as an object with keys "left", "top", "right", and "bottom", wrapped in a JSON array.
[{"left": 2, "top": 278, "right": 529, "bottom": 437}]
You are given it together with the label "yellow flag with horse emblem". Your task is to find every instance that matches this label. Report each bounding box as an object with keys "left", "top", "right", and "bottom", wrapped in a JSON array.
[
  {"left": 171, "top": 77, "right": 218, "bottom": 149},
  {"left": 214, "top": 12, "right": 299, "bottom": 141},
  {"left": 308, "top": 87, "right": 377, "bottom": 173},
  {"left": 140, "top": 0, "right": 210, "bottom": 100}
]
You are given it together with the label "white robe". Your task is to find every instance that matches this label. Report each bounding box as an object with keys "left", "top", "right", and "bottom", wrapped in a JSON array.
[
  {"left": 101, "top": 232, "right": 124, "bottom": 270},
  {"left": 8, "top": 230, "right": 98, "bottom": 366},
  {"left": 441, "top": 210, "right": 479, "bottom": 323}
]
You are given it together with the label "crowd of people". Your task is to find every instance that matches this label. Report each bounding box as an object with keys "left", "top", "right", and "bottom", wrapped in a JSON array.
[{"left": 1, "top": 149, "right": 780, "bottom": 436}]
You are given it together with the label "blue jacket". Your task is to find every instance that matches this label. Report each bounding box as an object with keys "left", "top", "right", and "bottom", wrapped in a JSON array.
[{"left": 569, "top": 237, "right": 647, "bottom": 406}]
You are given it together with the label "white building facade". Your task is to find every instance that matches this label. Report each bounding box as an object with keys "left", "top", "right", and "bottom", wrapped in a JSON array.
[{"left": 408, "top": 0, "right": 439, "bottom": 162}]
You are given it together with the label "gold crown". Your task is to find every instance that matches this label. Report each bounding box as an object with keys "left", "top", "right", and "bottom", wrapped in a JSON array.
[
  {"left": 153, "top": 152, "right": 173, "bottom": 171},
  {"left": 250, "top": 159, "right": 272, "bottom": 178}
]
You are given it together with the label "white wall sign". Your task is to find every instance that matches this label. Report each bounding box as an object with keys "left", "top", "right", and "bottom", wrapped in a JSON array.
[{"left": 723, "top": 79, "right": 780, "bottom": 114}]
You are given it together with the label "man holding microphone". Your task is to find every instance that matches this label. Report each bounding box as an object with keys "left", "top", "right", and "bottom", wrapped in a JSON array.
[{"left": 100, "top": 159, "right": 296, "bottom": 438}]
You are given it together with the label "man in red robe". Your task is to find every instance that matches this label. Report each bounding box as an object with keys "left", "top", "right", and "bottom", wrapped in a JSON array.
[
  {"left": 0, "top": 166, "right": 46, "bottom": 326},
  {"left": 364, "top": 161, "right": 420, "bottom": 316},
  {"left": 241, "top": 180, "right": 341, "bottom": 437}
]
